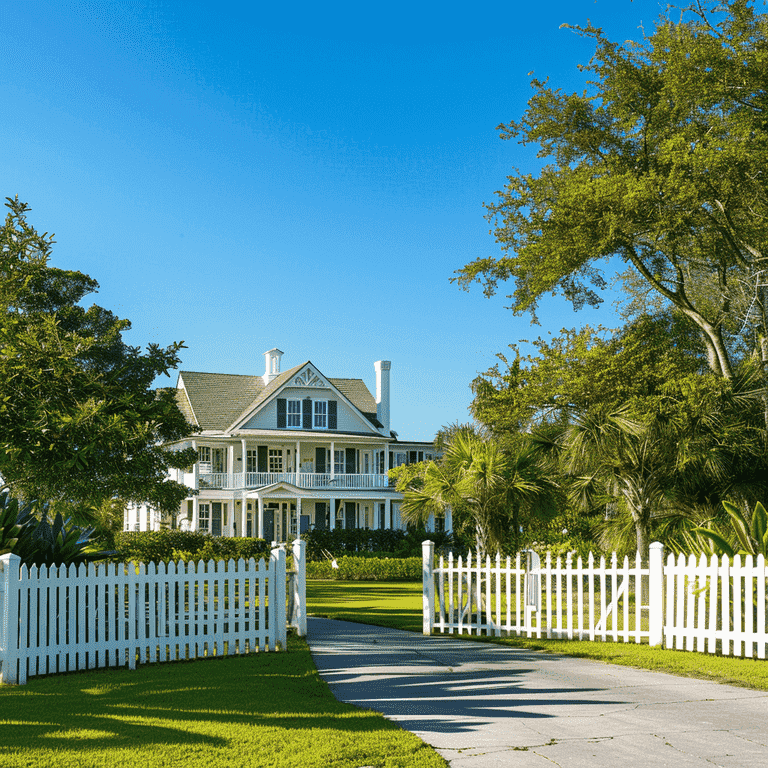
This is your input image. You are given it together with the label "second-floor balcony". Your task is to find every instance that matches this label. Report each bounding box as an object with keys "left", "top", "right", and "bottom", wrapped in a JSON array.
[{"left": 196, "top": 472, "right": 392, "bottom": 491}]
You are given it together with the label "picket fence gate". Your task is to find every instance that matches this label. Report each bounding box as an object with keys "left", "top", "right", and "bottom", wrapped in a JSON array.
[
  {"left": 0, "top": 539, "right": 307, "bottom": 685},
  {"left": 422, "top": 540, "right": 768, "bottom": 659}
]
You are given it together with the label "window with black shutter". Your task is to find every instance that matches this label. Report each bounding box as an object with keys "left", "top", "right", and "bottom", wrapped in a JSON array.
[
  {"left": 277, "top": 398, "right": 286, "bottom": 428},
  {"left": 346, "top": 447, "right": 356, "bottom": 474},
  {"left": 257, "top": 445, "right": 268, "bottom": 472},
  {"left": 328, "top": 400, "right": 337, "bottom": 429},
  {"left": 315, "top": 446, "right": 326, "bottom": 473}
]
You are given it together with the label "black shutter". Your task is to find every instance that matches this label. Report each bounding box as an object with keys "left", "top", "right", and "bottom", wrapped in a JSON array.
[
  {"left": 328, "top": 400, "right": 337, "bottom": 429},
  {"left": 389, "top": 451, "right": 393, "bottom": 469},
  {"left": 346, "top": 447, "right": 356, "bottom": 474},
  {"left": 277, "top": 398, "right": 286, "bottom": 428},
  {"left": 345, "top": 502, "right": 356, "bottom": 530},
  {"left": 314, "top": 502, "right": 327, "bottom": 530},
  {"left": 303, "top": 398, "right": 312, "bottom": 429},
  {"left": 315, "top": 446, "right": 326, "bottom": 473},
  {"left": 258, "top": 446, "right": 268, "bottom": 472}
]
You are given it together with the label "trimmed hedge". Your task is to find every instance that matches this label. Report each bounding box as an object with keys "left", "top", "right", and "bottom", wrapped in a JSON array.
[
  {"left": 114, "top": 530, "right": 269, "bottom": 564},
  {"left": 301, "top": 527, "right": 454, "bottom": 561},
  {"left": 306, "top": 555, "right": 422, "bottom": 581}
]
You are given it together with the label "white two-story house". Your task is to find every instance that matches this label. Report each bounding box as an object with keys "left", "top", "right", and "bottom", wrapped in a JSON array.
[{"left": 125, "top": 349, "right": 450, "bottom": 541}]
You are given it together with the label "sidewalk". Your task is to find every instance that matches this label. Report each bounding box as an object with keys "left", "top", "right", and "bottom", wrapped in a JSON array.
[{"left": 307, "top": 617, "right": 768, "bottom": 767}]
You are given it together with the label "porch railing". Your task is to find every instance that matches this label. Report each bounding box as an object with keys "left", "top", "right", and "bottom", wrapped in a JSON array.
[{"left": 197, "top": 472, "right": 391, "bottom": 491}]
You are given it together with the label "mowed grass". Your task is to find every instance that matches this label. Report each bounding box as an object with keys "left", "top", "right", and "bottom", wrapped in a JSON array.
[
  {"left": 306, "top": 579, "right": 768, "bottom": 692},
  {"left": 0, "top": 634, "right": 447, "bottom": 768},
  {"left": 306, "top": 580, "right": 424, "bottom": 633}
]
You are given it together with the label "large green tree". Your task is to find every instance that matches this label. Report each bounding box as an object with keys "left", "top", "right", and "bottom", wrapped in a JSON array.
[
  {"left": 456, "top": 1, "right": 768, "bottom": 395},
  {"left": 0, "top": 197, "right": 196, "bottom": 510}
]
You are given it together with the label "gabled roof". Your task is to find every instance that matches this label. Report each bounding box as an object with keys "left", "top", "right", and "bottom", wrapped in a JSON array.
[
  {"left": 177, "top": 371, "right": 265, "bottom": 431},
  {"left": 176, "top": 363, "right": 382, "bottom": 433}
]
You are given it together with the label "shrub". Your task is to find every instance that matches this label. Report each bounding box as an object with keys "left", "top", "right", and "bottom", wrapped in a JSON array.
[
  {"left": 301, "top": 527, "right": 454, "bottom": 561},
  {"left": 306, "top": 555, "right": 422, "bottom": 581},
  {"left": 114, "top": 530, "right": 269, "bottom": 564},
  {"left": 0, "top": 493, "right": 113, "bottom": 567}
]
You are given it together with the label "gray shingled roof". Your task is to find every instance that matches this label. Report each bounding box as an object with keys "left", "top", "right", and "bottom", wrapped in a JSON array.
[
  {"left": 176, "top": 362, "right": 381, "bottom": 432},
  {"left": 178, "top": 371, "right": 265, "bottom": 431}
]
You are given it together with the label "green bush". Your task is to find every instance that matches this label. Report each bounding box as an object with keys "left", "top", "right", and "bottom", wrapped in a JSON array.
[
  {"left": 301, "top": 527, "right": 454, "bottom": 561},
  {"left": 0, "top": 493, "right": 113, "bottom": 568},
  {"left": 306, "top": 555, "right": 422, "bottom": 581},
  {"left": 114, "top": 530, "right": 269, "bottom": 564}
]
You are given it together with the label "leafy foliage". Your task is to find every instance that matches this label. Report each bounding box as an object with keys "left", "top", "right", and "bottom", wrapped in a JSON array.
[
  {"left": 0, "top": 197, "right": 197, "bottom": 510},
  {"left": 693, "top": 501, "right": 768, "bottom": 558},
  {"left": 113, "top": 530, "right": 269, "bottom": 564},
  {"left": 0, "top": 493, "right": 112, "bottom": 567},
  {"left": 306, "top": 555, "right": 423, "bottom": 581},
  {"left": 300, "top": 527, "right": 453, "bottom": 561},
  {"left": 456, "top": 2, "right": 768, "bottom": 387}
]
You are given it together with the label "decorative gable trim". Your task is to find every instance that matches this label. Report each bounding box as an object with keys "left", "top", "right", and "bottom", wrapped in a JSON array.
[
  {"left": 229, "top": 360, "right": 381, "bottom": 435},
  {"left": 292, "top": 366, "right": 326, "bottom": 387}
]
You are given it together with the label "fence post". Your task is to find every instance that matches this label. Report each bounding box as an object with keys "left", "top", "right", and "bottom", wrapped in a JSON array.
[
  {"left": 649, "top": 541, "right": 664, "bottom": 647},
  {"left": 291, "top": 539, "right": 307, "bottom": 637},
  {"left": 271, "top": 546, "right": 287, "bottom": 650},
  {"left": 422, "top": 540, "right": 434, "bottom": 636},
  {"left": 0, "top": 553, "right": 22, "bottom": 685}
]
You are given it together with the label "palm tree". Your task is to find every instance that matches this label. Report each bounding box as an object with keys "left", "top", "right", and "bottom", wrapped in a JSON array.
[{"left": 398, "top": 429, "right": 557, "bottom": 556}]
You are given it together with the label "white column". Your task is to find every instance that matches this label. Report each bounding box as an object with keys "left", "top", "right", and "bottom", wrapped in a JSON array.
[
  {"left": 296, "top": 440, "right": 301, "bottom": 481},
  {"left": 257, "top": 494, "right": 264, "bottom": 539},
  {"left": 192, "top": 496, "right": 199, "bottom": 531},
  {"left": 296, "top": 496, "right": 302, "bottom": 536},
  {"left": 240, "top": 492, "right": 247, "bottom": 537},
  {"left": 192, "top": 440, "right": 198, "bottom": 491},
  {"left": 228, "top": 444, "right": 234, "bottom": 489},
  {"left": 330, "top": 441, "right": 335, "bottom": 479},
  {"left": 329, "top": 496, "right": 336, "bottom": 530},
  {"left": 384, "top": 445, "right": 390, "bottom": 473},
  {"left": 241, "top": 438, "right": 247, "bottom": 486},
  {"left": 385, "top": 497, "right": 391, "bottom": 529}
]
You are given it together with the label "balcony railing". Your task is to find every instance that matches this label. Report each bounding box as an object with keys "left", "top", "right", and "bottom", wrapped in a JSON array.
[{"left": 197, "top": 472, "right": 392, "bottom": 491}]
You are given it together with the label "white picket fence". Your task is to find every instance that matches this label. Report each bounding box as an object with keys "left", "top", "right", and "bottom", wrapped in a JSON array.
[
  {"left": 422, "top": 541, "right": 768, "bottom": 658},
  {"left": 0, "top": 539, "right": 307, "bottom": 685}
]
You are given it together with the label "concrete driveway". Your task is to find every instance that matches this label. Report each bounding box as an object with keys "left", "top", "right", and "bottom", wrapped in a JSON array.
[{"left": 307, "top": 617, "right": 768, "bottom": 767}]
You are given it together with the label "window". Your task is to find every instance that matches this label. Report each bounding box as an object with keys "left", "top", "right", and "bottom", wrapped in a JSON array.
[
  {"left": 363, "top": 452, "right": 370, "bottom": 474},
  {"left": 313, "top": 400, "right": 327, "bottom": 428},
  {"left": 269, "top": 449, "right": 283, "bottom": 473},
  {"left": 394, "top": 452, "right": 407, "bottom": 467},
  {"left": 246, "top": 449, "right": 258, "bottom": 473},
  {"left": 198, "top": 446, "right": 211, "bottom": 464},
  {"left": 334, "top": 450, "right": 345, "bottom": 475},
  {"left": 199, "top": 446, "right": 225, "bottom": 472},
  {"left": 198, "top": 503, "right": 211, "bottom": 532},
  {"left": 287, "top": 399, "right": 301, "bottom": 427}
]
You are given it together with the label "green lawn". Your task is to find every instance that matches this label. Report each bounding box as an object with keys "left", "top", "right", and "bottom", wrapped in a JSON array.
[
  {"left": 306, "top": 578, "right": 768, "bottom": 692},
  {"left": 306, "top": 579, "right": 424, "bottom": 633},
  {"left": 0, "top": 635, "right": 446, "bottom": 768}
]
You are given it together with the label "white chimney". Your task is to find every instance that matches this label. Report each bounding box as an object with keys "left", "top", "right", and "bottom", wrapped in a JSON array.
[
  {"left": 263, "top": 348, "right": 284, "bottom": 385},
  {"left": 374, "top": 360, "right": 391, "bottom": 436}
]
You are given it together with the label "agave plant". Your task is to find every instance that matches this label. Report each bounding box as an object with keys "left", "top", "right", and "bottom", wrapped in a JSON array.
[
  {"left": 0, "top": 492, "right": 113, "bottom": 567},
  {"left": 0, "top": 493, "right": 36, "bottom": 556},
  {"left": 694, "top": 501, "right": 768, "bottom": 559}
]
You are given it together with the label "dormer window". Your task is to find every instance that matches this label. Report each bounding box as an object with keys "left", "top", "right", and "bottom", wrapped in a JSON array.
[
  {"left": 314, "top": 400, "right": 328, "bottom": 429},
  {"left": 287, "top": 399, "right": 302, "bottom": 427}
]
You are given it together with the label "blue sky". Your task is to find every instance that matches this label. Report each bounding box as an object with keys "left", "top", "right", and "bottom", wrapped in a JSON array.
[{"left": 2, "top": 0, "right": 670, "bottom": 440}]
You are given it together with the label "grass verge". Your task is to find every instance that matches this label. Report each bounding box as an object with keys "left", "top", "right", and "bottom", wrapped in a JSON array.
[
  {"left": 306, "top": 579, "right": 768, "bottom": 691},
  {"left": 0, "top": 634, "right": 447, "bottom": 768}
]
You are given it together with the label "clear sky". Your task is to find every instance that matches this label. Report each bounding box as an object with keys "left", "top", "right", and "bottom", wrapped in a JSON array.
[{"left": 2, "top": 0, "right": 670, "bottom": 441}]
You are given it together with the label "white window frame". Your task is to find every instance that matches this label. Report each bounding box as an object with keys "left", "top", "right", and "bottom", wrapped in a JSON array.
[
  {"left": 313, "top": 399, "right": 328, "bottom": 429},
  {"left": 334, "top": 449, "right": 345, "bottom": 475},
  {"left": 287, "top": 399, "right": 302, "bottom": 428},
  {"left": 269, "top": 448, "right": 283, "bottom": 473},
  {"left": 198, "top": 502, "right": 211, "bottom": 532}
]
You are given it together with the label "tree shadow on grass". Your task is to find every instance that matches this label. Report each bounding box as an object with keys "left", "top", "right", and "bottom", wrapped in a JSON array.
[{"left": 0, "top": 638, "right": 430, "bottom": 762}]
